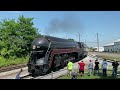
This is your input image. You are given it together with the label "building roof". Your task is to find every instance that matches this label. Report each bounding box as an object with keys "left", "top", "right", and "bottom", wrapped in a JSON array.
[
  {"left": 104, "top": 43, "right": 114, "bottom": 47},
  {"left": 103, "top": 38, "right": 120, "bottom": 47},
  {"left": 114, "top": 39, "right": 120, "bottom": 42}
]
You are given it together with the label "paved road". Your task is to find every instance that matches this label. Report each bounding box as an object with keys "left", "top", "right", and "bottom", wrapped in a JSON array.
[{"left": 0, "top": 67, "right": 28, "bottom": 79}]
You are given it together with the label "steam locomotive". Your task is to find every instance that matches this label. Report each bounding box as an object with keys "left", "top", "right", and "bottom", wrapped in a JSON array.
[{"left": 27, "top": 35, "right": 87, "bottom": 76}]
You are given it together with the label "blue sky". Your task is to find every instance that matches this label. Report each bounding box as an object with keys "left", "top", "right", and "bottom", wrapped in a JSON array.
[{"left": 0, "top": 11, "right": 120, "bottom": 47}]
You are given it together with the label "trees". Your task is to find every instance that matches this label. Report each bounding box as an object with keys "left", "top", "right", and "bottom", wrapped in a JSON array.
[
  {"left": 0, "top": 15, "right": 40, "bottom": 59},
  {"left": 88, "top": 47, "right": 94, "bottom": 52},
  {"left": 68, "top": 38, "right": 75, "bottom": 41}
]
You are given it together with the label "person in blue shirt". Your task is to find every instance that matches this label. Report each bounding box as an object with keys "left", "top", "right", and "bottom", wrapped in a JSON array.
[
  {"left": 102, "top": 59, "right": 108, "bottom": 77},
  {"left": 15, "top": 68, "right": 23, "bottom": 79}
]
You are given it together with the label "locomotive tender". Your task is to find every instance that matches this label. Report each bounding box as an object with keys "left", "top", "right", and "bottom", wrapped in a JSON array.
[{"left": 27, "top": 35, "right": 87, "bottom": 76}]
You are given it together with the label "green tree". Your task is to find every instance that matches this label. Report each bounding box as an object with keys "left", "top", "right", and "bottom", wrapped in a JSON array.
[
  {"left": 68, "top": 38, "right": 75, "bottom": 41},
  {"left": 88, "top": 47, "right": 94, "bottom": 52},
  {"left": 17, "top": 15, "right": 40, "bottom": 56},
  {"left": 0, "top": 15, "right": 40, "bottom": 59}
]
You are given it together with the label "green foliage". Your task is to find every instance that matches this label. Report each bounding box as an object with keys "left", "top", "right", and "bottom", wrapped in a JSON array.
[
  {"left": 0, "top": 56, "right": 29, "bottom": 67},
  {"left": 88, "top": 47, "right": 95, "bottom": 52},
  {"left": 0, "top": 15, "right": 40, "bottom": 67},
  {"left": 68, "top": 38, "right": 75, "bottom": 41}
]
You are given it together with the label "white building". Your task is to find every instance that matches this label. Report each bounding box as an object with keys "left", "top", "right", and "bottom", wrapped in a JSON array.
[
  {"left": 113, "top": 39, "right": 120, "bottom": 52},
  {"left": 94, "top": 47, "right": 104, "bottom": 52},
  {"left": 104, "top": 43, "right": 114, "bottom": 52},
  {"left": 104, "top": 39, "right": 120, "bottom": 52}
]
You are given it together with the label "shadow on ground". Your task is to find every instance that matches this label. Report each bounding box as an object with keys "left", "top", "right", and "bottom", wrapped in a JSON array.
[{"left": 94, "top": 69, "right": 120, "bottom": 79}]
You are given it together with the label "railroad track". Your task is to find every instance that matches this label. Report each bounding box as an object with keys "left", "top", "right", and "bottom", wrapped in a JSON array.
[
  {"left": 21, "top": 68, "right": 68, "bottom": 79},
  {"left": 21, "top": 74, "right": 34, "bottom": 79},
  {"left": 0, "top": 64, "right": 27, "bottom": 73}
]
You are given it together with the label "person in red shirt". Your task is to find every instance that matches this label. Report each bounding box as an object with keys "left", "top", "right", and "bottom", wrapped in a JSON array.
[{"left": 78, "top": 61, "right": 85, "bottom": 77}]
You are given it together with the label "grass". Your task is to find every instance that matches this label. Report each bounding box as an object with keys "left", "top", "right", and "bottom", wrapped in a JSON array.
[
  {"left": 58, "top": 69, "right": 120, "bottom": 79},
  {"left": 57, "top": 52, "right": 120, "bottom": 79},
  {"left": 88, "top": 52, "right": 120, "bottom": 61},
  {"left": 97, "top": 55, "right": 120, "bottom": 61},
  {"left": 0, "top": 56, "right": 29, "bottom": 68}
]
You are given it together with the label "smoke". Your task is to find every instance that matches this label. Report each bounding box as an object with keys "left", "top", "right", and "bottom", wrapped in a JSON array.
[{"left": 44, "top": 14, "right": 83, "bottom": 35}]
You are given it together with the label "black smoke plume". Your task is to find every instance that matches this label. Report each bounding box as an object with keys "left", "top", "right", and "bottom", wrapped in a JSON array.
[{"left": 44, "top": 14, "right": 83, "bottom": 35}]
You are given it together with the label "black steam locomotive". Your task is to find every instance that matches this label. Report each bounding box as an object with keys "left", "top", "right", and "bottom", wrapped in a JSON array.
[{"left": 27, "top": 35, "right": 87, "bottom": 76}]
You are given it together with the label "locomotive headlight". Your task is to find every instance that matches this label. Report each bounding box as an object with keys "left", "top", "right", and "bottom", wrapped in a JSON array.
[{"left": 33, "top": 45, "right": 36, "bottom": 49}]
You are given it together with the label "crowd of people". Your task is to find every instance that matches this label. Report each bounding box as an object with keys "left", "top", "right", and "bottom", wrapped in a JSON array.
[
  {"left": 67, "top": 58, "right": 119, "bottom": 79},
  {"left": 15, "top": 57, "right": 119, "bottom": 79}
]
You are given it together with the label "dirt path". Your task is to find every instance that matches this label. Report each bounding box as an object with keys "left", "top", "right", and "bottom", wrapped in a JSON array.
[{"left": 88, "top": 52, "right": 120, "bottom": 60}]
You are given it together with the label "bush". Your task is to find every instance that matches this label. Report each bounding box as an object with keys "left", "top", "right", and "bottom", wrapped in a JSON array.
[{"left": 0, "top": 56, "right": 29, "bottom": 68}]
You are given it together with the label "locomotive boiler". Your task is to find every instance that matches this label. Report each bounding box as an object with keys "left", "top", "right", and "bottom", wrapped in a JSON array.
[{"left": 27, "top": 35, "right": 87, "bottom": 76}]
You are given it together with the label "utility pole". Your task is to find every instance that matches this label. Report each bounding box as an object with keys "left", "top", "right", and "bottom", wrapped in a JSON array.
[
  {"left": 97, "top": 33, "right": 99, "bottom": 52},
  {"left": 85, "top": 39, "right": 86, "bottom": 45},
  {"left": 66, "top": 35, "right": 68, "bottom": 39},
  {"left": 79, "top": 33, "right": 80, "bottom": 42}
]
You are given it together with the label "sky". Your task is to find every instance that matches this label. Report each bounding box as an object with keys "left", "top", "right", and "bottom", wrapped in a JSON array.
[{"left": 0, "top": 11, "right": 120, "bottom": 47}]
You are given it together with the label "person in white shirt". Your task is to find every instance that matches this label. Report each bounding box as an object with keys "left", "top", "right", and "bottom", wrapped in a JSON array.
[
  {"left": 88, "top": 60, "right": 93, "bottom": 76},
  {"left": 102, "top": 59, "right": 108, "bottom": 77}
]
